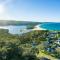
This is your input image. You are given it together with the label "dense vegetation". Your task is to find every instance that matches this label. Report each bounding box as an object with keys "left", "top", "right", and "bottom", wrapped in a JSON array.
[
  {"left": 0, "top": 29, "right": 60, "bottom": 60},
  {"left": 0, "top": 20, "right": 41, "bottom": 29},
  {"left": 0, "top": 20, "right": 40, "bottom": 26}
]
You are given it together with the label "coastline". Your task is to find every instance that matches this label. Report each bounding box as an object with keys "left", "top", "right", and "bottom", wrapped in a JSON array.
[{"left": 33, "top": 25, "right": 46, "bottom": 30}]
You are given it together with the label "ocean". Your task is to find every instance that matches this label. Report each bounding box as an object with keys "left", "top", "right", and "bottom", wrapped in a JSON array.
[{"left": 40, "top": 22, "right": 60, "bottom": 31}]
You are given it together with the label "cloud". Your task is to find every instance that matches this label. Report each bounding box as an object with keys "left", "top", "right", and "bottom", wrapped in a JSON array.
[
  {"left": 0, "top": 0, "right": 14, "bottom": 19},
  {"left": 0, "top": 0, "right": 13, "bottom": 4},
  {"left": 0, "top": 0, "right": 9, "bottom": 14},
  {"left": 0, "top": 4, "right": 6, "bottom": 14}
]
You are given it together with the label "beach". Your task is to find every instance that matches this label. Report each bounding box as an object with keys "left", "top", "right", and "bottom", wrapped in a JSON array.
[{"left": 33, "top": 25, "right": 46, "bottom": 30}]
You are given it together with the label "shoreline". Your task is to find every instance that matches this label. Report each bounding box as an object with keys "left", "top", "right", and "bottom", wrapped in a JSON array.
[{"left": 33, "top": 25, "right": 46, "bottom": 30}]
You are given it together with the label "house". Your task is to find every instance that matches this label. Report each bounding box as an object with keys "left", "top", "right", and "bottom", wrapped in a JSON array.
[
  {"left": 56, "top": 39, "right": 60, "bottom": 44},
  {"left": 48, "top": 31, "right": 58, "bottom": 38}
]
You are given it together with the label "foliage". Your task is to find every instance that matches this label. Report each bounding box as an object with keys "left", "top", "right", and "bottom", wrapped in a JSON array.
[{"left": 0, "top": 29, "right": 60, "bottom": 60}]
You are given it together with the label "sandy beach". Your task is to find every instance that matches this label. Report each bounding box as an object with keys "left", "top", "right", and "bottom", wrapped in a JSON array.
[{"left": 33, "top": 25, "right": 46, "bottom": 30}]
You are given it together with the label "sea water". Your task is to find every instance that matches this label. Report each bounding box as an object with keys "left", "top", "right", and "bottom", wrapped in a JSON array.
[{"left": 40, "top": 22, "right": 60, "bottom": 31}]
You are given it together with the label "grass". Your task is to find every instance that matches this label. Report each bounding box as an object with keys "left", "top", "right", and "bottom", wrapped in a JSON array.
[{"left": 36, "top": 50, "right": 58, "bottom": 60}]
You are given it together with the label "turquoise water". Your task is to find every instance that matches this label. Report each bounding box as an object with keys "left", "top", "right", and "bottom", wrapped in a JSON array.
[
  {"left": 40, "top": 22, "right": 60, "bottom": 31},
  {"left": 0, "top": 25, "right": 30, "bottom": 34}
]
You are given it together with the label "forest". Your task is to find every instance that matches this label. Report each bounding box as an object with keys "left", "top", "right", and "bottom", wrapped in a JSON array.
[
  {"left": 0, "top": 20, "right": 40, "bottom": 26},
  {"left": 0, "top": 29, "right": 60, "bottom": 60}
]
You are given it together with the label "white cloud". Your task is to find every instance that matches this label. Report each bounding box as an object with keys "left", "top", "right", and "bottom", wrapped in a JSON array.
[
  {"left": 0, "top": 0, "right": 14, "bottom": 20},
  {"left": 0, "top": 0, "right": 13, "bottom": 4},
  {"left": 0, "top": 4, "right": 6, "bottom": 14}
]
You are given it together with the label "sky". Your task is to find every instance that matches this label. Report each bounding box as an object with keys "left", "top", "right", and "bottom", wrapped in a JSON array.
[{"left": 0, "top": 0, "right": 60, "bottom": 22}]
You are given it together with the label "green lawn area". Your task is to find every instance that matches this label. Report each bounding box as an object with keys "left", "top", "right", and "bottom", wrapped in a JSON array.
[{"left": 37, "top": 50, "right": 58, "bottom": 60}]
